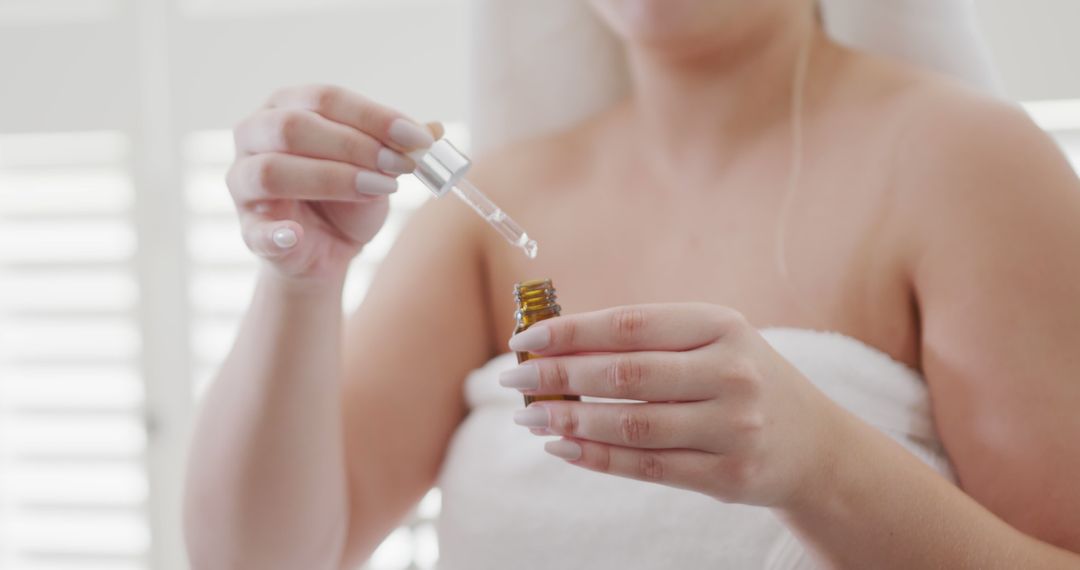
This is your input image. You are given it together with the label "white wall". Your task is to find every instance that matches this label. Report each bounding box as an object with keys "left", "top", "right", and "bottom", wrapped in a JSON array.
[
  {"left": 978, "top": 0, "right": 1080, "bottom": 101},
  {"left": 0, "top": 0, "right": 469, "bottom": 134}
]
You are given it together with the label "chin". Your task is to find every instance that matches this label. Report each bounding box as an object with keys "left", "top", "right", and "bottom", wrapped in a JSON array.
[
  {"left": 588, "top": 0, "right": 790, "bottom": 53},
  {"left": 589, "top": 0, "right": 727, "bottom": 40}
]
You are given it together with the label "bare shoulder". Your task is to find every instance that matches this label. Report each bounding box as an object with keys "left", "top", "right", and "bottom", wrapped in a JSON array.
[
  {"left": 873, "top": 57, "right": 1075, "bottom": 203},
  {"left": 840, "top": 51, "right": 1080, "bottom": 247}
]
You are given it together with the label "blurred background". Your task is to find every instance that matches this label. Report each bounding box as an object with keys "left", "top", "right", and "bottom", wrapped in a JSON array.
[{"left": 0, "top": 0, "right": 1079, "bottom": 569}]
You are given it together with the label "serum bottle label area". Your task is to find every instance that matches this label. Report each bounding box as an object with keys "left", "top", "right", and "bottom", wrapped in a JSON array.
[{"left": 513, "top": 279, "right": 579, "bottom": 406}]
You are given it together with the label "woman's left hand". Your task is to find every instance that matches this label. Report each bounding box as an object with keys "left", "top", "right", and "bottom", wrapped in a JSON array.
[{"left": 500, "top": 303, "right": 848, "bottom": 509}]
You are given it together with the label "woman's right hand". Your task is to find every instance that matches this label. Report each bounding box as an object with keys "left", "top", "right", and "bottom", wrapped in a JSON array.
[{"left": 228, "top": 85, "right": 438, "bottom": 283}]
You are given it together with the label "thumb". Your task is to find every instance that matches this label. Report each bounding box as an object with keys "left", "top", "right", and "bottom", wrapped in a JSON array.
[{"left": 241, "top": 218, "right": 304, "bottom": 258}]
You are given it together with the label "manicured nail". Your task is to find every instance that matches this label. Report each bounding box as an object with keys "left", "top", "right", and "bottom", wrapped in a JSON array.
[
  {"left": 499, "top": 363, "right": 540, "bottom": 390},
  {"left": 545, "top": 439, "right": 582, "bottom": 460},
  {"left": 513, "top": 406, "right": 549, "bottom": 428},
  {"left": 508, "top": 326, "right": 550, "bottom": 352},
  {"left": 355, "top": 171, "right": 398, "bottom": 195},
  {"left": 388, "top": 118, "right": 435, "bottom": 150},
  {"left": 376, "top": 147, "right": 414, "bottom": 175},
  {"left": 271, "top": 227, "right": 297, "bottom": 249}
]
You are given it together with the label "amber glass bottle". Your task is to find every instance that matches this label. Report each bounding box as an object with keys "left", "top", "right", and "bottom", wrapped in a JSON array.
[{"left": 513, "top": 279, "right": 580, "bottom": 406}]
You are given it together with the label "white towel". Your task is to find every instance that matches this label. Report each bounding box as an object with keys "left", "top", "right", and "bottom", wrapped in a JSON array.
[{"left": 436, "top": 328, "right": 953, "bottom": 569}]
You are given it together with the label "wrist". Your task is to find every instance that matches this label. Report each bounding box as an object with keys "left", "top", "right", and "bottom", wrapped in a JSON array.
[
  {"left": 782, "top": 403, "right": 865, "bottom": 518},
  {"left": 256, "top": 263, "right": 349, "bottom": 301}
]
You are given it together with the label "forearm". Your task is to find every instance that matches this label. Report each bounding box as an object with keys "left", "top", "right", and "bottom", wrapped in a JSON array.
[
  {"left": 780, "top": 409, "right": 1078, "bottom": 569},
  {"left": 184, "top": 268, "right": 349, "bottom": 569}
]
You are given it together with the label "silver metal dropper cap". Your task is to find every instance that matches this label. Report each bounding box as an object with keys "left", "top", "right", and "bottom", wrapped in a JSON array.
[{"left": 409, "top": 139, "right": 472, "bottom": 197}]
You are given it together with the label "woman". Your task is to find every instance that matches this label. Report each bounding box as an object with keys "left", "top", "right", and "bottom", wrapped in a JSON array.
[{"left": 184, "top": 0, "right": 1080, "bottom": 568}]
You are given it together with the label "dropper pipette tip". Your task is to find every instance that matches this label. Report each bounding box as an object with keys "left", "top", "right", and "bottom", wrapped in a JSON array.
[
  {"left": 448, "top": 179, "right": 539, "bottom": 260},
  {"left": 523, "top": 239, "right": 538, "bottom": 259}
]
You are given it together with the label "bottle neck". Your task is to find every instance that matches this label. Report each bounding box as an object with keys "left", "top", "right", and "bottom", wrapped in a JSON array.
[{"left": 514, "top": 279, "right": 560, "bottom": 330}]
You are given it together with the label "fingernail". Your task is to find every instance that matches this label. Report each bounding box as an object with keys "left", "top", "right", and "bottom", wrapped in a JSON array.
[
  {"left": 513, "top": 406, "right": 549, "bottom": 428},
  {"left": 272, "top": 227, "right": 298, "bottom": 249},
  {"left": 355, "top": 171, "right": 398, "bottom": 195},
  {"left": 388, "top": 118, "right": 435, "bottom": 150},
  {"left": 499, "top": 363, "right": 540, "bottom": 390},
  {"left": 508, "top": 326, "right": 550, "bottom": 352},
  {"left": 545, "top": 439, "right": 582, "bottom": 460},
  {"left": 376, "top": 147, "right": 415, "bottom": 175}
]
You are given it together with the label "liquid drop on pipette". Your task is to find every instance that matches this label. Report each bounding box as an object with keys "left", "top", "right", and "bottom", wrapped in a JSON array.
[{"left": 523, "top": 239, "right": 538, "bottom": 259}]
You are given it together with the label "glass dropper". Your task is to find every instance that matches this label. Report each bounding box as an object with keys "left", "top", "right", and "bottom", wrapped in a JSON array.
[{"left": 408, "top": 139, "right": 538, "bottom": 259}]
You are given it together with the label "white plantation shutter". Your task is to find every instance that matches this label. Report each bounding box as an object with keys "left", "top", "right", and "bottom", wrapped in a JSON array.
[
  {"left": 0, "top": 122, "right": 457, "bottom": 570},
  {"left": 0, "top": 131, "right": 149, "bottom": 569},
  {"left": 0, "top": 130, "right": 460, "bottom": 568}
]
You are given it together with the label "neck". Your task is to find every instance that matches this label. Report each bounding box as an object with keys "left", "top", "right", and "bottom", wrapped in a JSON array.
[{"left": 621, "top": 7, "right": 829, "bottom": 181}]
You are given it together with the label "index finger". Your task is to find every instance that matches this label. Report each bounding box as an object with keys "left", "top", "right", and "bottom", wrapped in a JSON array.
[
  {"left": 267, "top": 85, "right": 435, "bottom": 152},
  {"left": 508, "top": 303, "right": 743, "bottom": 355}
]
